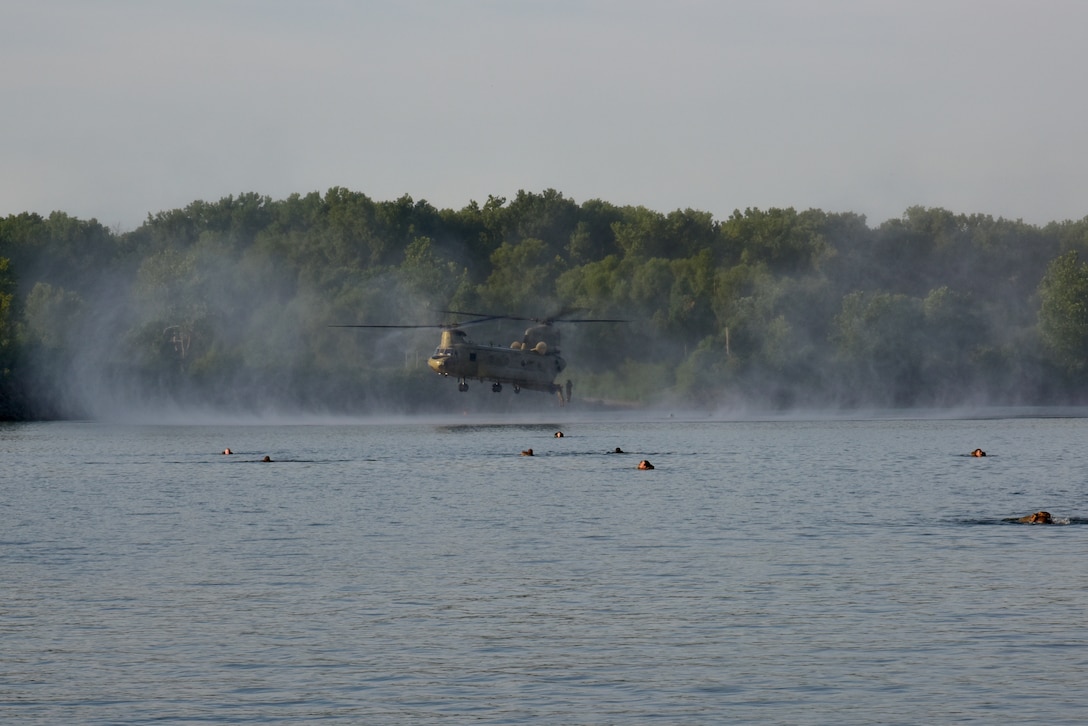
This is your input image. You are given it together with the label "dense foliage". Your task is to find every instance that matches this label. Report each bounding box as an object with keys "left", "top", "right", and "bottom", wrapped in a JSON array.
[{"left": 2, "top": 189, "right": 1088, "bottom": 419}]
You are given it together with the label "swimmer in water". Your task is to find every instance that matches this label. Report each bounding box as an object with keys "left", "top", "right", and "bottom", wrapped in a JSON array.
[
  {"left": 261, "top": 455, "right": 272, "bottom": 462},
  {"left": 637, "top": 459, "right": 654, "bottom": 470},
  {"left": 971, "top": 448, "right": 986, "bottom": 457},
  {"left": 223, "top": 448, "right": 233, "bottom": 455},
  {"left": 554, "top": 431, "right": 564, "bottom": 438},
  {"left": 1017, "top": 511, "right": 1052, "bottom": 524},
  {"left": 613, "top": 447, "right": 625, "bottom": 454},
  {"left": 521, "top": 449, "right": 534, "bottom": 456}
]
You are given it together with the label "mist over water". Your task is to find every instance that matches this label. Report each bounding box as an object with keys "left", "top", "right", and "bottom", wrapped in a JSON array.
[{"left": 10, "top": 198, "right": 1083, "bottom": 423}]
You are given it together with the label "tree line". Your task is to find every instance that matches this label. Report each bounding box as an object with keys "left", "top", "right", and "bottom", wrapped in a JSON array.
[{"left": 2, "top": 188, "right": 1088, "bottom": 419}]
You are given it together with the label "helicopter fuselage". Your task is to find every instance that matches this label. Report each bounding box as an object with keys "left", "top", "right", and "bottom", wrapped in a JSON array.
[
  {"left": 427, "top": 328, "right": 568, "bottom": 399},
  {"left": 333, "top": 312, "right": 622, "bottom": 405}
]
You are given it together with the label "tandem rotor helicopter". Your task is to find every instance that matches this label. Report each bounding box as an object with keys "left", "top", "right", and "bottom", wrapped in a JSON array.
[{"left": 332, "top": 308, "right": 625, "bottom": 405}]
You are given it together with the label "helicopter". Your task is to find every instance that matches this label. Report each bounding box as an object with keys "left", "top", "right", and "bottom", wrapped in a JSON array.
[{"left": 332, "top": 308, "right": 625, "bottom": 405}]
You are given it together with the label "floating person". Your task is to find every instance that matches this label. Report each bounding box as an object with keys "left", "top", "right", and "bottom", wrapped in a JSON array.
[
  {"left": 637, "top": 459, "right": 654, "bottom": 470},
  {"left": 223, "top": 448, "right": 233, "bottom": 455},
  {"left": 261, "top": 455, "right": 272, "bottom": 462},
  {"left": 521, "top": 449, "right": 534, "bottom": 456},
  {"left": 1016, "top": 511, "right": 1053, "bottom": 524},
  {"left": 613, "top": 447, "right": 625, "bottom": 454},
  {"left": 554, "top": 431, "right": 565, "bottom": 438},
  {"left": 971, "top": 448, "right": 986, "bottom": 457}
]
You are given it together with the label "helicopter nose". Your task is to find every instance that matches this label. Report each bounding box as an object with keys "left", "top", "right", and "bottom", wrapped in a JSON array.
[{"left": 428, "top": 355, "right": 448, "bottom": 374}]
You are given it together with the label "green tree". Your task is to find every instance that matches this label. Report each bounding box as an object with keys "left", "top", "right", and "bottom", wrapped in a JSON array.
[
  {"left": 23, "top": 283, "right": 85, "bottom": 351},
  {"left": 721, "top": 207, "right": 830, "bottom": 275},
  {"left": 438, "top": 195, "right": 507, "bottom": 277},
  {"left": 611, "top": 206, "right": 666, "bottom": 260},
  {"left": 832, "top": 291, "right": 926, "bottom": 405},
  {"left": 710, "top": 268, "right": 829, "bottom": 407},
  {"left": 399, "top": 236, "right": 471, "bottom": 309},
  {"left": 566, "top": 199, "right": 623, "bottom": 264},
  {"left": 130, "top": 247, "right": 209, "bottom": 369},
  {"left": 1038, "top": 251, "right": 1088, "bottom": 373},
  {"left": 912, "top": 286, "right": 992, "bottom": 401},
  {"left": 0, "top": 257, "right": 21, "bottom": 417},
  {"left": 478, "top": 238, "right": 562, "bottom": 313},
  {"left": 500, "top": 189, "right": 580, "bottom": 261},
  {"left": 0, "top": 211, "right": 119, "bottom": 296}
]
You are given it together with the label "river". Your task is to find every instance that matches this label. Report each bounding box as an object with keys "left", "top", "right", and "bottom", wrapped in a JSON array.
[{"left": 3, "top": 411, "right": 1086, "bottom": 724}]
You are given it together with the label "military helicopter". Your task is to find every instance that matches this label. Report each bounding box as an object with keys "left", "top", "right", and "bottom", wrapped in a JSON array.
[{"left": 332, "top": 308, "right": 625, "bottom": 404}]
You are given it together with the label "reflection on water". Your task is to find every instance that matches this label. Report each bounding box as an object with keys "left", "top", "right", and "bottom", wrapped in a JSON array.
[{"left": 3, "top": 416, "right": 1088, "bottom": 724}]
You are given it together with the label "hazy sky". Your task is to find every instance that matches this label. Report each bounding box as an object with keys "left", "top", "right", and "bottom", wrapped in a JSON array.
[{"left": 4, "top": 0, "right": 1086, "bottom": 230}]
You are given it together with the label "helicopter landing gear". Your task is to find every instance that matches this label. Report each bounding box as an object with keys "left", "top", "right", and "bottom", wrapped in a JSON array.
[
  {"left": 492, "top": 382, "right": 502, "bottom": 393},
  {"left": 457, "top": 379, "right": 469, "bottom": 392}
]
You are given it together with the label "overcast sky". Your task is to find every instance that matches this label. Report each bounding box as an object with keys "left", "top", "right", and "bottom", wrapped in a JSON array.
[{"left": 3, "top": 0, "right": 1086, "bottom": 230}]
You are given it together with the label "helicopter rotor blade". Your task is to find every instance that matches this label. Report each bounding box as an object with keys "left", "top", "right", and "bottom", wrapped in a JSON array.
[
  {"left": 549, "top": 318, "right": 629, "bottom": 323},
  {"left": 435, "top": 309, "right": 628, "bottom": 325},
  {"left": 545, "top": 304, "right": 586, "bottom": 321},
  {"left": 329, "top": 315, "right": 503, "bottom": 330},
  {"left": 435, "top": 308, "right": 532, "bottom": 322},
  {"left": 329, "top": 324, "right": 446, "bottom": 329}
]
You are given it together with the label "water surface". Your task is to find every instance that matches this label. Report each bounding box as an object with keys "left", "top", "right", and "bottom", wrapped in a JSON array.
[{"left": 3, "top": 414, "right": 1087, "bottom": 723}]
